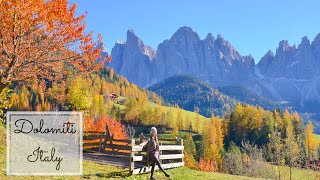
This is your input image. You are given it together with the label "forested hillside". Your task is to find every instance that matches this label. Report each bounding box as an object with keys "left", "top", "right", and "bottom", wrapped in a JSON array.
[
  {"left": 148, "top": 75, "right": 237, "bottom": 117},
  {"left": 218, "top": 86, "right": 278, "bottom": 111}
]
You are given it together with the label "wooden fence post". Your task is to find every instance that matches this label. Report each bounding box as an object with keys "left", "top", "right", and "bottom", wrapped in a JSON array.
[
  {"left": 102, "top": 124, "right": 110, "bottom": 152},
  {"left": 98, "top": 132, "right": 104, "bottom": 152},
  {"left": 179, "top": 139, "right": 184, "bottom": 163},
  {"left": 160, "top": 142, "right": 163, "bottom": 164},
  {"left": 138, "top": 134, "right": 144, "bottom": 156},
  {"left": 129, "top": 138, "right": 135, "bottom": 174},
  {"left": 110, "top": 134, "right": 114, "bottom": 152},
  {"left": 102, "top": 135, "right": 108, "bottom": 152}
]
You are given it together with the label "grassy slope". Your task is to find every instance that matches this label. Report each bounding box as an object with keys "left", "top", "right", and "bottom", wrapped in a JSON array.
[
  {"left": 149, "top": 102, "right": 209, "bottom": 121},
  {"left": 112, "top": 96, "right": 209, "bottom": 122},
  {"left": 274, "top": 165, "right": 320, "bottom": 180}
]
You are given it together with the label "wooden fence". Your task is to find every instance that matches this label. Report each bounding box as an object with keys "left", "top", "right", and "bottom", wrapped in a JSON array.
[
  {"left": 83, "top": 131, "right": 132, "bottom": 157},
  {"left": 83, "top": 126, "right": 184, "bottom": 175},
  {"left": 129, "top": 138, "right": 184, "bottom": 175}
]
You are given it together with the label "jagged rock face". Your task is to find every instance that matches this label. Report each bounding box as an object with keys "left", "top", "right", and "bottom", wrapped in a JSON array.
[
  {"left": 108, "top": 30, "right": 156, "bottom": 86},
  {"left": 257, "top": 37, "right": 319, "bottom": 79},
  {"left": 154, "top": 27, "right": 255, "bottom": 86},
  {"left": 96, "top": 42, "right": 109, "bottom": 64},
  {"left": 109, "top": 26, "right": 255, "bottom": 87},
  {"left": 256, "top": 35, "right": 320, "bottom": 112}
]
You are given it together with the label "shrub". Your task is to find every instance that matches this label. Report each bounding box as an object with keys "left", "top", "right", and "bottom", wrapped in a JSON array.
[{"left": 223, "top": 141, "right": 276, "bottom": 179}]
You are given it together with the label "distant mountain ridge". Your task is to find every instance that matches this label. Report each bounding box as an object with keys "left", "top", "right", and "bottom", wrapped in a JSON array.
[{"left": 104, "top": 27, "right": 320, "bottom": 120}]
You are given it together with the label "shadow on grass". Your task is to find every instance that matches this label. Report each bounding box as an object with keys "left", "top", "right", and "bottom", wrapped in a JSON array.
[{"left": 83, "top": 170, "right": 131, "bottom": 179}]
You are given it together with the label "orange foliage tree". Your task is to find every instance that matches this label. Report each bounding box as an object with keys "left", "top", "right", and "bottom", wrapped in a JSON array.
[
  {"left": 84, "top": 115, "right": 128, "bottom": 139},
  {"left": 0, "top": 0, "right": 111, "bottom": 93},
  {"left": 198, "top": 157, "right": 216, "bottom": 172}
]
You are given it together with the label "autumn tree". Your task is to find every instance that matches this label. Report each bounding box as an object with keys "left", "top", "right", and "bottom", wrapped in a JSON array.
[
  {"left": 267, "top": 127, "right": 284, "bottom": 179},
  {"left": 194, "top": 113, "right": 200, "bottom": 133},
  {"left": 201, "top": 114, "right": 224, "bottom": 171},
  {"left": 306, "top": 121, "right": 316, "bottom": 161},
  {"left": 69, "top": 76, "right": 92, "bottom": 111},
  {"left": 0, "top": 0, "right": 110, "bottom": 94},
  {"left": 84, "top": 115, "right": 127, "bottom": 139},
  {"left": 177, "top": 108, "right": 183, "bottom": 131},
  {"left": 284, "top": 117, "right": 299, "bottom": 180},
  {"left": 184, "top": 133, "right": 198, "bottom": 169},
  {"left": 124, "top": 98, "right": 140, "bottom": 124}
]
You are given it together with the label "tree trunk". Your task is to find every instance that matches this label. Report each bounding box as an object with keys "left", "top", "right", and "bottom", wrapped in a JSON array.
[
  {"left": 289, "top": 166, "right": 292, "bottom": 180},
  {"left": 278, "top": 165, "right": 281, "bottom": 180}
]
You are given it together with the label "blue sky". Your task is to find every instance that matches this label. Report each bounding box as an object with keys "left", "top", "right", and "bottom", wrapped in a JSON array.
[{"left": 71, "top": 0, "right": 320, "bottom": 63}]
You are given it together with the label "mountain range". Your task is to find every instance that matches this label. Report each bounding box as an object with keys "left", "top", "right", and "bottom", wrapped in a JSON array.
[{"left": 104, "top": 26, "right": 320, "bottom": 121}]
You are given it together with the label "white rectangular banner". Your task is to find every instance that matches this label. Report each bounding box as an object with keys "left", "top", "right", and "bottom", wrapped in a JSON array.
[{"left": 6, "top": 111, "right": 83, "bottom": 175}]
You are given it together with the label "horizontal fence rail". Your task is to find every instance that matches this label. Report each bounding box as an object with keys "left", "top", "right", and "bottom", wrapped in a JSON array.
[{"left": 129, "top": 138, "right": 184, "bottom": 175}]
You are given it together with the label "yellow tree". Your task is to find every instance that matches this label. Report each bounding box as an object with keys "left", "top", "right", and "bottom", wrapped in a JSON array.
[
  {"left": 69, "top": 76, "right": 92, "bottom": 111},
  {"left": 306, "top": 121, "right": 316, "bottom": 160},
  {"left": 177, "top": 108, "right": 184, "bottom": 131},
  {"left": 194, "top": 113, "right": 200, "bottom": 133},
  {"left": 215, "top": 117, "right": 224, "bottom": 150},
  {"left": 274, "top": 110, "right": 283, "bottom": 130},
  {"left": 209, "top": 115, "right": 217, "bottom": 145},
  {"left": 284, "top": 116, "right": 299, "bottom": 180},
  {"left": 202, "top": 114, "right": 224, "bottom": 170}
]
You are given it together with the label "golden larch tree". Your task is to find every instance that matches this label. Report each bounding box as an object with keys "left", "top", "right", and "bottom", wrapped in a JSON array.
[{"left": 306, "top": 121, "right": 316, "bottom": 160}]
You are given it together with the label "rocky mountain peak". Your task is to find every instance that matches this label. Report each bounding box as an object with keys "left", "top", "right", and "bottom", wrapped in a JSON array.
[
  {"left": 217, "top": 34, "right": 223, "bottom": 40},
  {"left": 170, "top": 26, "right": 200, "bottom": 43},
  {"left": 206, "top": 33, "right": 214, "bottom": 39},
  {"left": 257, "top": 50, "right": 275, "bottom": 74},
  {"left": 312, "top": 33, "right": 320, "bottom": 48},
  {"left": 266, "top": 50, "right": 275, "bottom": 57},
  {"left": 298, "top": 36, "right": 311, "bottom": 49},
  {"left": 203, "top": 33, "right": 215, "bottom": 46},
  {"left": 175, "top": 26, "right": 195, "bottom": 34},
  {"left": 261, "top": 50, "right": 275, "bottom": 63},
  {"left": 215, "top": 34, "right": 231, "bottom": 47},
  {"left": 214, "top": 34, "right": 240, "bottom": 59},
  {"left": 126, "top": 29, "right": 141, "bottom": 46},
  {"left": 124, "top": 29, "right": 155, "bottom": 58},
  {"left": 275, "top": 40, "right": 296, "bottom": 60},
  {"left": 277, "top": 40, "right": 291, "bottom": 52}
]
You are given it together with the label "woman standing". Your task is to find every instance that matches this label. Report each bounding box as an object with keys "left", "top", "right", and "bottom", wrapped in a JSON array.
[{"left": 142, "top": 127, "right": 170, "bottom": 180}]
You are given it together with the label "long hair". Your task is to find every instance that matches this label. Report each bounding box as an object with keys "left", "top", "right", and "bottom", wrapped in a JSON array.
[{"left": 155, "top": 133, "right": 159, "bottom": 150}]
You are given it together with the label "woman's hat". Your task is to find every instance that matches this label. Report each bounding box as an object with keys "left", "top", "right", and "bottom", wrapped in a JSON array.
[{"left": 150, "top": 127, "right": 157, "bottom": 135}]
